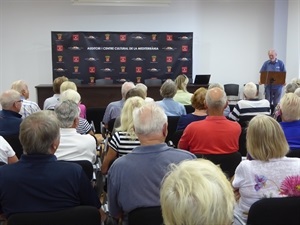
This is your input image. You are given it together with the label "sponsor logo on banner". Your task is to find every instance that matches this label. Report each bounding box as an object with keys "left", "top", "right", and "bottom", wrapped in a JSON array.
[
  {"left": 120, "top": 35, "right": 127, "bottom": 41},
  {"left": 57, "top": 33, "right": 63, "bottom": 40},
  {"left": 182, "top": 67, "right": 188, "bottom": 73},
  {"left": 57, "top": 55, "right": 63, "bottom": 62},
  {"left": 105, "top": 55, "right": 111, "bottom": 62},
  {"left": 89, "top": 67, "right": 96, "bottom": 73},
  {"left": 147, "top": 68, "right": 160, "bottom": 72},
  {"left": 166, "top": 56, "right": 173, "bottom": 63},
  {"left": 166, "top": 35, "right": 173, "bottom": 41},
  {"left": 151, "top": 34, "right": 157, "bottom": 42},
  {"left": 57, "top": 45, "right": 63, "bottom": 51},
  {"left": 54, "top": 68, "right": 66, "bottom": 72},
  {"left": 182, "top": 45, "right": 188, "bottom": 52},
  {"left": 167, "top": 66, "right": 172, "bottom": 73},
  {"left": 136, "top": 67, "right": 142, "bottom": 73},
  {"left": 73, "top": 56, "right": 80, "bottom": 63},
  {"left": 120, "top": 66, "right": 126, "bottom": 73},
  {"left": 74, "top": 66, "right": 79, "bottom": 73},
  {"left": 73, "top": 34, "right": 79, "bottom": 41},
  {"left": 120, "top": 56, "right": 126, "bottom": 63},
  {"left": 101, "top": 68, "right": 114, "bottom": 72},
  {"left": 105, "top": 34, "right": 111, "bottom": 41},
  {"left": 151, "top": 55, "right": 157, "bottom": 63},
  {"left": 178, "top": 57, "right": 190, "bottom": 61}
]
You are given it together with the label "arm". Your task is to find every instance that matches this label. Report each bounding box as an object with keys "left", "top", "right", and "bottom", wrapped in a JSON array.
[
  {"left": 101, "top": 147, "right": 118, "bottom": 175},
  {"left": 178, "top": 128, "right": 189, "bottom": 150},
  {"left": 7, "top": 155, "right": 18, "bottom": 164}
]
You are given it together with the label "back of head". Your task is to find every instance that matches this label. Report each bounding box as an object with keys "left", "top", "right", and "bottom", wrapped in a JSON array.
[
  {"left": 133, "top": 102, "right": 167, "bottom": 136},
  {"left": 135, "top": 83, "right": 148, "bottom": 95},
  {"left": 125, "top": 88, "right": 146, "bottom": 100},
  {"left": 280, "top": 93, "right": 300, "bottom": 122},
  {"left": 160, "top": 159, "right": 235, "bottom": 225},
  {"left": 291, "top": 77, "right": 300, "bottom": 87},
  {"left": 0, "top": 89, "right": 21, "bottom": 110},
  {"left": 19, "top": 110, "right": 60, "bottom": 155},
  {"left": 60, "top": 89, "right": 81, "bottom": 104},
  {"left": 246, "top": 114, "right": 289, "bottom": 161},
  {"left": 191, "top": 87, "right": 207, "bottom": 110},
  {"left": 208, "top": 83, "right": 224, "bottom": 91},
  {"left": 160, "top": 79, "right": 177, "bottom": 98},
  {"left": 60, "top": 81, "right": 77, "bottom": 93},
  {"left": 117, "top": 96, "right": 146, "bottom": 136},
  {"left": 285, "top": 83, "right": 298, "bottom": 94},
  {"left": 294, "top": 87, "right": 300, "bottom": 97},
  {"left": 243, "top": 82, "right": 257, "bottom": 99},
  {"left": 174, "top": 74, "right": 189, "bottom": 91},
  {"left": 55, "top": 100, "right": 80, "bottom": 128},
  {"left": 53, "top": 76, "right": 68, "bottom": 94},
  {"left": 11, "top": 80, "right": 27, "bottom": 94},
  {"left": 205, "top": 87, "right": 227, "bottom": 111},
  {"left": 121, "top": 81, "right": 135, "bottom": 99}
]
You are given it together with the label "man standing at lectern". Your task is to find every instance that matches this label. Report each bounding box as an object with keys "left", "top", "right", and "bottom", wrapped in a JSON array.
[{"left": 260, "top": 49, "right": 286, "bottom": 107}]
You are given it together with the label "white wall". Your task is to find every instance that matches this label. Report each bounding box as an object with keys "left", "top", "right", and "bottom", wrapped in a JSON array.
[{"left": 0, "top": 0, "right": 297, "bottom": 103}]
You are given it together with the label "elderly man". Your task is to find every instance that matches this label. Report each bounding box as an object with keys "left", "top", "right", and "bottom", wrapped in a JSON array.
[
  {"left": 228, "top": 82, "right": 271, "bottom": 122},
  {"left": 11, "top": 80, "right": 40, "bottom": 118},
  {"left": 102, "top": 81, "right": 135, "bottom": 127},
  {"left": 108, "top": 102, "right": 196, "bottom": 224},
  {"left": 0, "top": 90, "right": 23, "bottom": 136},
  {"left": 54, "top": 100, "right": 97, "bottom": 164},
  {"left": 0, "top": 110, "right": 106, "bottom": 221},
  {"left": 179, "top": 87, "right": 241, "bottom": 155}
]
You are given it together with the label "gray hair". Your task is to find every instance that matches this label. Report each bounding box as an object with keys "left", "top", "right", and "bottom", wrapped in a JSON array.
[
  {"left": 285, "top": 83, "right": 298, "bottom": 94},
  {"left": 60, "top": 89, "right": 81, "bottom": 104},
  {"left": 133, "top": 102, "right": 167, "bottom": 136},
  {"left": 135, "top": 83, "right": 148, "bottom": 94},
  {"left": 208, "top": 83, "right": 224, "bottom": 90},
  {"left": 0, "top": 89, "right": 21, "bottom": 109},
  {"left": 121, "top": 82, "right": 135, "bottom": 98},
  {"left": 294, "top": 87, "right": 300, "bottom": 97},
  {"left": 11, "top": 80, "right": 27, "bottom": 94},
  {"left": 55, "top": 100, "right": 80, "bottom": 128},
  {"left": 243, "top": 82, "right": 257, "bottom": 99},
  {"left": 205, "top": 87, "right": 227, "bottom": 110},
  {"left": 160, "top": 79, "right": 177, "bottom": 98},
  {"left": 19, "top": 110, "right": 60, "bottom": 155}
]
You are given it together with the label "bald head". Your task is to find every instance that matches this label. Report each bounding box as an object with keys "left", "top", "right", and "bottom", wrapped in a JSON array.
[{"left": 205, "top": 87, "right": 227, "bottom": 115}]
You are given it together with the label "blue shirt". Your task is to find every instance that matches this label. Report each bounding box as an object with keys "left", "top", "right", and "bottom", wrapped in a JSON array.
[
  {"left": 176, "top": 114, "right": 207, "bottom": 130},
  {"left": 280, "top": 120, "right": 300, "bottom": 150},
  {"left": 260, "top": 59, "right": 286, "bottom": 88},
  {"left": 103, "top": 99, "right": 125, "bottom": 124},
  {"left": 156, "top": 98, "right": 186, "bottom": 116},
  {"left": 0, "top": 154, "right": 101, "bottom": 217},
  {"left": 0, "top": 110, "right": 22, "bottom": 136}
]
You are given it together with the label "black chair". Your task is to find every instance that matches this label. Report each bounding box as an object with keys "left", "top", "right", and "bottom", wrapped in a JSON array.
[
  {"left": 86, "top": 107, "right": 106, "bottom": 133},
  {"left": 166, "top": 116, "right": 180, "bottom": 144},
  {"left": 184, "top": 104, "right": 194, "bottom": 114},
  {"left": 2, "top": 134, "right": 23, "bottom": 159},
  {"left": 195, "top": 152, "right": 242, "bottom": 178},
  {"left": 95, "top": 79, "right": 113, "bottom": 85},
  {"left": 171, "top": 129, "right": 184, "bottom": 148},
  {"left": 224, "top": 83, "right": 240, "bottom": 110},
  {"left": 68, "top": 78, "right": 83, "bottom": 85},
  {"left": 128, "top": 206, "right": 163, "bottom": 225},
  {"left": 63, "top": 160, "right": 94, "bottom": 181},
  {"left": 286, "top": 150, "right": 300, "bottom": 158},
  {"left": 238, "top": 116, "right": 255, "bottom": 157},
  {"left": 247, "top": 197, "right": 300, "bottom": 225},
  {"left": 7, "top": 205, "right": 101, "bottom": 225},
  {"left": 144, "top": 78, "right": 162, "bottom": 86}
]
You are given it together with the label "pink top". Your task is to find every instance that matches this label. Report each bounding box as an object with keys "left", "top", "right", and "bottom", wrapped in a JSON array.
[{"left": 79, "top": 104, "right": 86, "bottom": 119}]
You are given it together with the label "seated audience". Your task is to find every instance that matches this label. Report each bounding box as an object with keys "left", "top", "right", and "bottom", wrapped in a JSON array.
[
  {"left": 179, "top": 87, "right": 241, "bottom": 154},
  {"left": 232, "top": 114, "right": 300, "bottom": 224},
  {"left": 102, "top": 81, "right": 135, "bottom": 128},
  {"left": 176, "top": 87, "right": 207, "bottom": 130},
  {"left": 173, "top": 74, "right": 193, "bottom": 105},
  {"left": 125, "top": 87, "right": 146, "bottom": 100},
  {"left": 228, "top": 82, "right": 271, "bottom": 122},
  {"left": 43, "top": 76, "right": 68, "bottom": 110},
  {"left": 101, "top": 96, "right": 145, "bottom": 175},
  {"left": 135, "top": 83, "right": 154, "bottom": 102},
  {"left": 0, "top": 136, "right": 18, "bottom": 164},
  {"left": 54, "top": 100, "right": 97, "bottom": 164},
  {"left": 108, "top": 102, "right": 196, "bottom": 224},
  {"left": 208, "top": 83, "right": 231, "bottom": 117},
  {"left": 11, "top": 80, "right": 41, "bottom": 118},
  {"left": 0, "top": 90, "right": 23, "bottom": 136},
  {"left": 279, "top": 93, "right": 300, "bottom": 150},
  {"left": 156, "top": 79, "right": 186, "bottom": 116},
  {"left": 160, "top": 159, "right": 235, "bottom": 225},
  {"left": 0, "top": 110, "right": 105, "bottom": 221}
]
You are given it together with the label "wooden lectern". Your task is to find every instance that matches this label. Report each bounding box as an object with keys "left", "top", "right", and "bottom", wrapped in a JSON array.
[{"left": 260, "top": 71, "right": 286, "bottom": 85}]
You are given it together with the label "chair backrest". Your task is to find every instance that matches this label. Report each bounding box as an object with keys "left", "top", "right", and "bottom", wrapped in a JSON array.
[
  {"left": 171, "top": 130, "right": 184, "bottom": 148},
  {"left": 165, "top": 116, "right": 180, "bottom": 144},
  {"left": 2, "top": 134, "right": 23, "bottom": 159},
  {"left": 128, "top": 206, "right": 163, "bottom": 225},
  {"left": 184, "top": 104, "right": 194, "bottom": 114},
  {"left": 68, "top": 79, "right": 82, "bottom": 85},
  {"left": 95, "top": 79, "right": 113, "bottom": 85},
  {"left": 144, "top": 78, "right": 162, "bottom": 86},
  {"left": 195, "top": 152, "right": 242, "bottom": 178},
  {"left": 286, "top": 150, "right": 300, "bottom": 158},
  {"left": 238, "top": 116, "right": 255, "bottom": 157},
  {"left": 224, "top": 83, "right": 240, "bottom": 97},
  {"left": 247, "top": 197, "right": 300, "bottom": 225},
  {"left": 7, "top": 205, "right": 101, "bottom": 225},
  {"left": 86, "top": 107, "right": 106, "bottom": 133},
  {"left": 62, "top": 160, "right": 94, "bottom": 181}
]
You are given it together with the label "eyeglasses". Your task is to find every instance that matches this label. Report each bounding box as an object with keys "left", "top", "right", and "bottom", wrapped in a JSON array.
[{"left": 15, "top": 100, "right": 23, "bottom": 104}]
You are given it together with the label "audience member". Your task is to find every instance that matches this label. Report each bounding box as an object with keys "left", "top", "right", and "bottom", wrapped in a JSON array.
[
  {"left": 279, "top": 93, "right": 300, "bottom": 150},
  {"left": 108, "top": 102, "right": 196, "bottom": 224},
  {"left": 11, "top": 80, "right": 40, "bottom": 118},
  {"left": 294, "top": 87, "right": 300, "bottom": 97},
  {"left": 102, "top": 81, "right": 135, "bottom": 127},
  {"left": 179, "top": 87, "right": 241, "bottom": 154},
  {"left": 135, "top": 83, "right": 154, "bottom": 102},
  {"left": 0, "top": 90, "right": 23, "bottom": 136},
  {"left": 0, "top": 110, "right": 105, "bottom": 221},
  {"left": 176, "top": 87, "right": 207, "bottom": 130},
  {"left": 43, "top": 76, "right": 68, "bottom": 110},
  {"left": 160, "top": 159, "right": 235, "bottom": 225},
  {"left": 0, "top": 136, "right": 18, "bottom": 164},
  {"left": 208, "top": 83, "right": 231, "bottom": 116},
  {"left": 54, "top": 100, "right": 97, "bottom": 164},
  {"left": 125, "top": 87, "right": 146, "bottom": 100},
  {"left": 173, "top": 74, "right": 193, "bottom": 105},
  {"left": 232, "top": 114, "right": 300, "bottom": 224},
  {"left": 156, "top": 79, "right": 186, "bottom": 116},
  {"left": 228, "top": 82, "right": 271, "bottom": 122},
  {"left": 101, "top": 96, "right": 145, "bottom": 175}
]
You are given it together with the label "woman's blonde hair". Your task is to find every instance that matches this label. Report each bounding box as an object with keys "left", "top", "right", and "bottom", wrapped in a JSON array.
[
  {"left": 60, "top": 81, "right": 77, "bottom": 93},
  {"left": 280, "top": 93, "right": 300, "bottom": 122},
  {"left": 191, "top": 87, "right": 207, "bottom": 110},
  {"left": 116, "top": 96, "right": 145, "bottom": 138},
  {"left": 174, "top": 74, "right": 189, "bottom": 92},
  {"left": 160, "top": 159, "right": 235, "bottom": 225},
  {"left": 246, "top": 114, "right": 289, "bottom": 161}
]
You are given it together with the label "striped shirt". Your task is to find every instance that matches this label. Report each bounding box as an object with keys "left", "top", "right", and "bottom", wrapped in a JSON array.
[
  {"left": 229, "top": 99, "right": 271, "bottom": 121},
  {"left": 108, "top": 131, "right": 140, "bottom": 157},
  {"left": 76, "top": 118, "right": 92, "bottom": 134}
]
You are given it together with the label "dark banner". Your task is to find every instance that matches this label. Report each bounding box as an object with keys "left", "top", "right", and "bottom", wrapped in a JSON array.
[{"left": 52, "top": 31, "right": 193, "bottom": 84}]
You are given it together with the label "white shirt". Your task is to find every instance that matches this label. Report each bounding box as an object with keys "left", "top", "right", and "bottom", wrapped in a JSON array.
[
  {"left": 55, "top": 128, "right": 97, "bottom": 163},
  {"left": 0, "top": 136, "right": 16, "bottom": 164}
]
